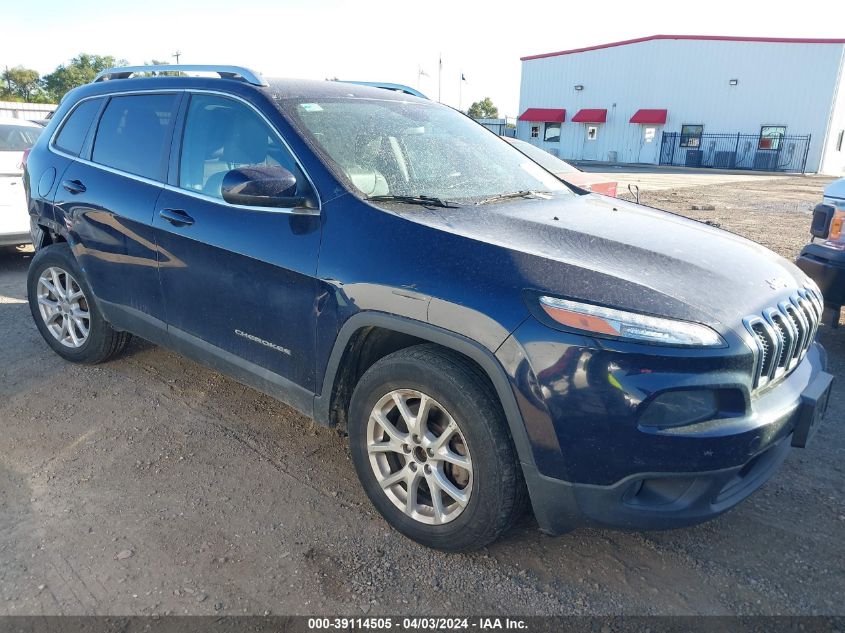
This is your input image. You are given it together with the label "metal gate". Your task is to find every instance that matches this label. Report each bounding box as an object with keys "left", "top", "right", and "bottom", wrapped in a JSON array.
[{"left": 659, "top": 133, "right": 812, "bottom": 173}]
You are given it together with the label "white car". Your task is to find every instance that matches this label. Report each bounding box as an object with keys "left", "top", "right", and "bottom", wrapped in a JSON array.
[{"left": 1, "top": 118, "right": 42, "bottom": 246}]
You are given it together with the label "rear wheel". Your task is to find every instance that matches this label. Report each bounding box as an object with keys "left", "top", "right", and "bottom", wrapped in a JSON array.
[
  {"left": 27, "top": 243, "right": 131, "bottom": 363},
  {"left": 348, "top": 344, "right": 527, "bottom": 551}
]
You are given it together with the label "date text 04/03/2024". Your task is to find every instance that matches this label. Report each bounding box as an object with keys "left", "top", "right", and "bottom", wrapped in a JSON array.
[{"left": 306, "top": 617, "right": 528, "bottom": 630}]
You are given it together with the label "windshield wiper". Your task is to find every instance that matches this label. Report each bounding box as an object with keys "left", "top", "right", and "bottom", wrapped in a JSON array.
[
  {"left": 366, "top": 195, "right": 458, "bottom": 208},
  {"left": 475, "top": 190, "right": 545, "bottom": 206}
]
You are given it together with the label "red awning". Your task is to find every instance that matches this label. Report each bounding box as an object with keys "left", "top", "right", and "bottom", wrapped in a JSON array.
[
  {"left": 518, "top": 108, "right": 566, "bottom": 122},
  {"left": 571, "top": 109, "right": 607, "bottom": 123},
  {"left": 630, "top": 109, "right": 668, "bottom": 124}
]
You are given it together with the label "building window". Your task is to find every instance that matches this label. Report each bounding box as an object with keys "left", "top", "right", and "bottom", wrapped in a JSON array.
[
  {"left": 759, "top": 125, "right": 786, "bottom": 150},
  {"left": 680, "top": 124, "right": 703, "bottom": 148},
  {"left": 530, "top": 125, "right": 539, "bottom": 138},
  {"left": 586, "top": 126, "right": 598, "bottom": 141},
  {"left": 837, "top": 130, "right": 844, "bottom": 152},
  {"left": 544, "top": 122, "right": 561, "bottom": 142}
]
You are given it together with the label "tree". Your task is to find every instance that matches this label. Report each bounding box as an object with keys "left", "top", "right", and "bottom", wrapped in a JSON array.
[
  {"left": 42, "top": 54, "right": 127, "bottom": 102},
  {"left": 136, "top": 60, "right": 184, "bottom": 77},
  {"left": 1, "top": 66, "right": 42, "bottom": 101},
  {"left": 467, "top": 97, "right": 499, "bottom": 119}
]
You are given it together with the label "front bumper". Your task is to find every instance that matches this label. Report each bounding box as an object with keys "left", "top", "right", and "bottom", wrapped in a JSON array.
[
  {"left": 797, "top": 243, "right": 845, "bottom": 308},
  {"left": 499, "top": 317, "right": 831, "bottom": 534},
  {"left": 524, "top": 432, "right": 792, "bottom": 533}
]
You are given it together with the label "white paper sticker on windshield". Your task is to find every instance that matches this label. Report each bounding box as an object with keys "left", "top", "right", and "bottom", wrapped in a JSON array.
[{"left": 300, "top": 103, "right": 324, "bottom": 112}]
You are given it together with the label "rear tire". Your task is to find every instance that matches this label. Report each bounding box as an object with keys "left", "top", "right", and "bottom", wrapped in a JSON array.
[
  {"left": 348, "top": 344, "right": 527, "bottom": 551},
  {"left": 27, "top": 243, "right": 131, "bottom": 364}
]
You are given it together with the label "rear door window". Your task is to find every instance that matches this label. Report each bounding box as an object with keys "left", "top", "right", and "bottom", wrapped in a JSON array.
[
  {"left": 53, "top": 98, "right": 102, "bottom": 155},
  {"left": 92, "top": 94, "right": 179, "bottom": 180}
]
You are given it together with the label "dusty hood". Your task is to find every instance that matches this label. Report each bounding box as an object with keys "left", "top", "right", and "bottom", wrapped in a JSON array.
[{"left": 397, "top": 193, "right": 811, "bottom": 329}]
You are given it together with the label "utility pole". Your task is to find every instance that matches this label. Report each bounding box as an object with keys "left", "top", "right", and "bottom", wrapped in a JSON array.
[
  {"left": 173, "top": 51, "right": 182, "bottom": 64},
  {"left": 438, "top": 54, "right": 442, "bottom": 103}
]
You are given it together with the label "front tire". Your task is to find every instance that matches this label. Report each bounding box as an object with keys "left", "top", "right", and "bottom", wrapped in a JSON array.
[
  {"left": 348, "top": 344, "right": 527, "bottom": 551},
  {"left": 27, "top": 243, "right": 131, "bottom": 364}
]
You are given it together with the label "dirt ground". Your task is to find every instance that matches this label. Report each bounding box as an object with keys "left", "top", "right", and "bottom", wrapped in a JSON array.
[
  {"left": 618, "top": 174, "right": 839, "bottom": 263},
  {"left": 0, "top": 174, "right": 843, "bottom": 616}
]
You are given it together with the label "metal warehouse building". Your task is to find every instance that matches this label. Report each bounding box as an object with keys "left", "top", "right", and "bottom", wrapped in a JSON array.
[{"left": 517, "top": 35, "right": 845, "bottom": 174}]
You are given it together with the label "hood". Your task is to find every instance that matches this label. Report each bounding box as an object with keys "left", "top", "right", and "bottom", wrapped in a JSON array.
[
  {"left": 396, "top": 193, "right": 810, "bottom": 329},
  {"left": 824, "top": 178, "right": 845, "bottom": 203}
]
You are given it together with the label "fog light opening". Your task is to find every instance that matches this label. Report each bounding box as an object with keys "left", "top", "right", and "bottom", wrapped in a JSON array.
[
  {"left": 624, "top": 477, "right": 695, "bottom": 508},
  {"left": 638, "top": 389, "right": 718, "bottom": 429}
]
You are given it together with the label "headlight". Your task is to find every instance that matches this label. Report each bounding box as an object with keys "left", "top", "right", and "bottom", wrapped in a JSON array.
[
  {"left": 825, "top": 207, "right": 845, "bottom": 249},
  {"left": 538, "top": 296, "right": 725, "bottom": 347}
]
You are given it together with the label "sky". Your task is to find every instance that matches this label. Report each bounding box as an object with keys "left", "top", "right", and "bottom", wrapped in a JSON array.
[{"left": 2, "top": 0, "right": 842, "bottom": 115}]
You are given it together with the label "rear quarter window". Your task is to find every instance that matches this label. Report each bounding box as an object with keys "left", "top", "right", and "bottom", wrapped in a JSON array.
[
  {"left": 53, "top": 98, "right": 102, "bottom": 156},
  {"left": 92, "top": 93, "right": 179, "bottom": 180}
]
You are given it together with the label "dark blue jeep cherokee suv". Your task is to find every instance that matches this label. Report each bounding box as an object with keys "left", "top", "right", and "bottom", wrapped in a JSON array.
[{"left": 23, "top": 65, "right": 834, "bottom": 551}]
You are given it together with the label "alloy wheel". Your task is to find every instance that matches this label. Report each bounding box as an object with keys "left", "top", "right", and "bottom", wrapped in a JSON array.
[
  {"left": 367, "top": 389, "right": 473, "bottom": 525},
  {"left": 36, "top": 266, "right": 90, "bottom": 348}
]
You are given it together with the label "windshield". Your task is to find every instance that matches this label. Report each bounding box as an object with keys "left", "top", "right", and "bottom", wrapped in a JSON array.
[
  {"left": 282, "top": 98, "right": 569, "bottom": 203},
  {"left": 0, "top": 124, "right": 42, "bottom": 151},
  {"left": 506, "top": 138, "right": 579, "bottom": 174}
]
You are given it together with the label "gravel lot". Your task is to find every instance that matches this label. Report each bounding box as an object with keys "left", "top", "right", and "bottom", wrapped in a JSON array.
[{"left": 0, "top": 174, "right": 843, "bottom": 616}]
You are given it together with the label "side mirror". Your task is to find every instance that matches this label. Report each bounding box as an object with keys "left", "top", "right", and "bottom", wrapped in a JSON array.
[
  {"left": 810, "top": 203, "right": 835, "bottom": 239},
  {"left": 221, "top": 165, "right": 306, "bottom": 208}
]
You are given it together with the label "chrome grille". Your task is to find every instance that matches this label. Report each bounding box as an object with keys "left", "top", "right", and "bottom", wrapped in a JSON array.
[
  {"left": 782, "top": 303, "right": 807, "bottom": 362},
  {"left": 744, "top": 287, "right": 822, "bottom": 389},
  {"left": 749, "top": 321, "right": 774, "bottom": 380},
  {"left": 768, "top": 312, "right": 792, "bottom": 370}
]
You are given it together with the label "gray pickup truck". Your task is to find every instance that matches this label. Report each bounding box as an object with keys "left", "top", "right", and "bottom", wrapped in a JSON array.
[{"left": 797, "top": 178, "right": 845, "bottom": 327}]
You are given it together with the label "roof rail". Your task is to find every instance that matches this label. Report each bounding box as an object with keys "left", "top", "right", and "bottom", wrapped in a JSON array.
[
  {"left": 340, "top": 81, "right": 428, "bottom": 99},
  {"left": 93, "top": 65, "right": 268, "bottom": 87}
]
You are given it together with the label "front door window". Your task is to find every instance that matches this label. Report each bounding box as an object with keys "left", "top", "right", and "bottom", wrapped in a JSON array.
[{"left": 179, "top": 94, "right": 307, "bottom": 200}]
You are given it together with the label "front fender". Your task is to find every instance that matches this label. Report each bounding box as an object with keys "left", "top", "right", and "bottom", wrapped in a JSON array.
[{"left": 313, "top": 311, "right": 537, "bottom": 473}]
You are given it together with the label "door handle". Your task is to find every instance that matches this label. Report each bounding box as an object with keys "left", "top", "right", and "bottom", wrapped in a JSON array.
[
  {"left": 62, "top": 179, "right": 86, "bottom": 194},
  {"left": 159, "top": 208, "right": 195, "bottom": 227}
]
